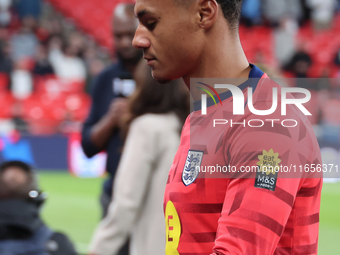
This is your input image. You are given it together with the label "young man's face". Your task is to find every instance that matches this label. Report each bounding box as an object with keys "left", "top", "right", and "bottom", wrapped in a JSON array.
[{"left": 133, "top": 0, "right": 204, "bottom": 83}]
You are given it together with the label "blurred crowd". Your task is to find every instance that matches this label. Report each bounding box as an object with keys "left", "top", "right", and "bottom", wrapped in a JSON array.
[
  {"left": 241, "top": 0, "right": 340, "bottom": 76},
  {"left": 242, "top": 0, "right": 340, "bottom": 140},
  {"left": 0, "top": 0, "right": 111, "bottom": 135},
  {"left": 241, "top": 0, "right": 340, "bottom": 29},
  {"left": 0, "top": 0, "right": 338, "bottom": 136}
]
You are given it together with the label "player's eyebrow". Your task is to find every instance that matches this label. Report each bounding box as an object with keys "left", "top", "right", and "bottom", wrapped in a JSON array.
[{"left": 136, "top": 9, "right": 155, "bottom": 19}]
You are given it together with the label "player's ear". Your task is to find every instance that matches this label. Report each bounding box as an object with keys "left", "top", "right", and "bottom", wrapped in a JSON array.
[{"left": 197, "top": 0, "right": 218, "bottom": 29}]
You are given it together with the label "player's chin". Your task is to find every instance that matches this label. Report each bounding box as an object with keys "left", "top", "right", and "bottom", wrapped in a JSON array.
[{"left": 151, "top": 70, "right": 174, "bottom": 84}]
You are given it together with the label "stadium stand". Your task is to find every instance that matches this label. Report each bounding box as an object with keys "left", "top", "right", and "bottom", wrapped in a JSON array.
[{"left": 0, "top": 0, "right": 337, "bottom": 135}]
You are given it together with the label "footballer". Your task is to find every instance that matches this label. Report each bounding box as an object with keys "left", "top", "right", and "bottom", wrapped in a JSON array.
[{"left": 133, "top": 0, "right": 323, "bottom": 254}]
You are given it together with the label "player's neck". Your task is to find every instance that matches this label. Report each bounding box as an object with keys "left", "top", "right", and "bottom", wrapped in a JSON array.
[{"left": 183, "top": 35, "right": 250, "bottom": 88}]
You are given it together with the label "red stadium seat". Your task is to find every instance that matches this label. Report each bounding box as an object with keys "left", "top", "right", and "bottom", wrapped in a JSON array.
[
  {"left": 21, "top": 93, "right": 66, "bottom": 134},
  {"left": 64, "top": 93, "right": 91, "bottom": 121},
  {"left": 0, "top": 73, "right": 9, "bottom": 91},
  {"left": 0, "top": 92, "right": 14, "bottom": 119},
  {"left": 47, "top": 0, "right": 137, "bottom": 49}
]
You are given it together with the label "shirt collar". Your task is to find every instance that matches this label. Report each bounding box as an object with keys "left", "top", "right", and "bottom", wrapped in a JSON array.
[{"left": 193, "top": 64, "right": 264, "bottom": 111}]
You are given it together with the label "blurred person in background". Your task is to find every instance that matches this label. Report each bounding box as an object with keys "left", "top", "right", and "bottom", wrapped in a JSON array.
[
  {"left": 0, "top": 40, "right": 12, "bottom": 75},
  {"left": 262, "top": 0, "right": 303, "bottom": 26},
  {"left": 0, "top": 160, "right": 77, "bottom": 255},
  {"left": 67, "top": 32, "right": 87, "bottom": 59},
  {"left": 0, "top": 0, "right": 12, "bottom": 27},
  {"left": 82, "top": 2, "right": 142, "bottom": 255},
  {"left": 307, "top": 0, "right": 337, "bottom": 30},
  {"left": 334, "top": 47, "right": 340, "bottom": 67},
  {"left": 89, "top": 60, "right": 189, "bottom": 255},
  {"left": 32, "top": 43, "right": 54, "bottom": 76},
  {"left": 14, "top": 0, "right": 41, "bottom": 20},
  {"left": 48, "top": 37, "right": 86, "bottom": 82},
  {"left": 82, "top": 2, "right": 142, "bottom": 218},
  {"left": 40, "top": 17, "right": 63, "bottom": 39},
  {"left": 284, "top": 44, "right": 313, "bottom": 79},
  {"left": 9, "top": 15, "right": 39, "bottom": 62},
  {"left": 11, "top": 57, "right": 33, "bottom": 100},
  {"left": 262, "top": 0, "right": 302, "bottom": 68},
  {"left": 274, "top": 17, "right": 298, "bottom": 67},
  {"left": 240, "top": 0, "right": 261, "bottom": 27},
  {"left": 318, "top": 87, "right": 340, "bottom": 142}
]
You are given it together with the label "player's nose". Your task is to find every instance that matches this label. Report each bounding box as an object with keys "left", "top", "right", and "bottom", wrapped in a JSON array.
[{"left": 133, "top": 27, "right": 151, "bottom": 49}]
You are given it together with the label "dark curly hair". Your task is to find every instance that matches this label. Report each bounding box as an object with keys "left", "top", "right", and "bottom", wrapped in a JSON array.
[{"left": 216, "top": 0, "right": 243, "bottom": 31}]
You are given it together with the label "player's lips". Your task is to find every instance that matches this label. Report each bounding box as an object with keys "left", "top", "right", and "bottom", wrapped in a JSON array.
[{"left": 144, "top": 56, "right": 157, "bottom": 65}]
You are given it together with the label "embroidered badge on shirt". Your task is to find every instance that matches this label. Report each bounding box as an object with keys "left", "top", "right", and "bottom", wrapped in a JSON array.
[
  {"left": 182, "top": 150, "right": 203, "bottom": 186},
  {"left": 254, "top": 149, "right": 281, "bottom": 191}
]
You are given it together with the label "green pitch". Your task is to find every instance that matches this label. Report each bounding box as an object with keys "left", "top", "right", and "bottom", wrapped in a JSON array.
[
  {"left": 38, "top": 172, "right": 102, "bottom": 254},
  {"left": 38, "top": 172, "right": 340, "bottom": 254}
]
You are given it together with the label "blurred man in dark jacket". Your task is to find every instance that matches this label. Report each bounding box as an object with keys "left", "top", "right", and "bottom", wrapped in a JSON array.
[
  {"left": 81, "top": 2, "right": 142, "bottom": 218},
  {"left": 0, "top": 160, "right": 77, "bottom": 255}
]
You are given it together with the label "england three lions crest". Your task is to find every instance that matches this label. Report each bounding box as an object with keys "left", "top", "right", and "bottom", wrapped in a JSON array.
[{"left": 182, "top": 150, "right": 204, "bottom": 186}]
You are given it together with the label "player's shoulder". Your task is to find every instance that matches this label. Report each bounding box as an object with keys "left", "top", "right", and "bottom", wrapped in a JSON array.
[
  {"left": 254, "top": 77, "right": 309, "bottom": 119},
  {"left": 253, "top": 75, "right": 281, "bottom": 101}
]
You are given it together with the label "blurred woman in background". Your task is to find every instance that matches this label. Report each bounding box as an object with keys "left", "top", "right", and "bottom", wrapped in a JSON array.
[{"left": 89, "top": 61, "right": 189, "bottom": 255}]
